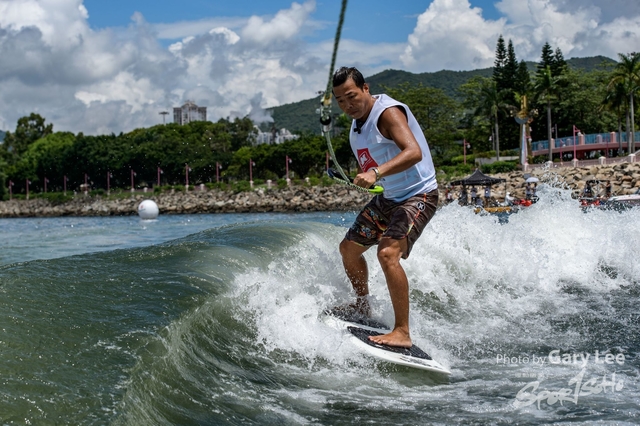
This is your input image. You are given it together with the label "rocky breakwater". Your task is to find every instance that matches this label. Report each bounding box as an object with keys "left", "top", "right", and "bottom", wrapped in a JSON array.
[
  {"left": 0, "top": 185, "right": 373, "bottom": 218},
  {"left": 483, "top": 162, "right": 640, "bottom": 200}
]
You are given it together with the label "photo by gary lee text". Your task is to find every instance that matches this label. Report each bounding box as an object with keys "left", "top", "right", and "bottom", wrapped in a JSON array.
[{"left": 497, "top": 350, "right": 626, "bottom": 367}]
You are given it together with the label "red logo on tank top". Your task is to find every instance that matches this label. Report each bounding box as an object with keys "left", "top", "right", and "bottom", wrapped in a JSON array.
[{"left": 357, "top": 148, "right": 378, "bottom": 171}]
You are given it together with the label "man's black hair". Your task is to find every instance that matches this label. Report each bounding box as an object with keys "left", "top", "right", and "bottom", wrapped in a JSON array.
[{"left": 332, "top": 67, "right": 365, "bottom": 89}]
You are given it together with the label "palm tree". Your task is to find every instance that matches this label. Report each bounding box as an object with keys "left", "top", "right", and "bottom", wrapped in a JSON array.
[
  {"left": 475, "top": 79, "right": 503, "bottom": 160},
  {"left": 601, "top": 81, "right": 628, "bottom": 155},
  {"left": 609, "top": 52, "right": 640, "bottom": 153},
  {"left": 534, "top": 66, "right": 562, "bottom": 161}
]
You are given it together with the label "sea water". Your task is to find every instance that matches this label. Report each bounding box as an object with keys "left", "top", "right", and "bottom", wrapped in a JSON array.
[{"left": 0, "top": 187, "right": 638, "bottom": 425}]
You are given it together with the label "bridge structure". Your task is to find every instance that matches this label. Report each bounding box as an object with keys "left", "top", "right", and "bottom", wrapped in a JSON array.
[{"left": 530, "top": 131, "right": 640, "bottom": 160}]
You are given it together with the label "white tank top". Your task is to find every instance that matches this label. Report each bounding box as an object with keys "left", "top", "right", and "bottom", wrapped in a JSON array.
[{"left": 349, "top": 94, "right": 438, "bottom": 202}]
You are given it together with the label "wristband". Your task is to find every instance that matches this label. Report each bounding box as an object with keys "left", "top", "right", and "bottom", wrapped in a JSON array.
[{"left": 372, "top": 167, "right": 380, "bottom": 181}]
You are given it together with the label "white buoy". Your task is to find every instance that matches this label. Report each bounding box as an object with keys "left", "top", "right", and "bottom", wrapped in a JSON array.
[{"left": 138, "top": 199, "right": 159, "bottom": 219}]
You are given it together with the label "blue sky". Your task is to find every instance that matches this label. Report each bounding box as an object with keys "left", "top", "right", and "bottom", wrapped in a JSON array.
[
  {"left": 82, "top": 0, "right": 502, "bottom": 44},
  {"left": 0, "top": 0, "right": 638, "bottom": 135}
]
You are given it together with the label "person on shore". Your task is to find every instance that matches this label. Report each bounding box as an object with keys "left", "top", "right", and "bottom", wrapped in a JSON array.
[
  {"left": 460, "top": 185, "right": 468, "bottom": 205},
  {"left": 330, "top": 66, "right": 439, "bottom": 348},
  {"left": 504, "top": 192, "right": 514, "bottom": 206},
  {"left": 446, "top": 187, "right": 454, "bottom": 203},
  {"left": 484, "top": 185, "right": 492, "bottom": 206}
]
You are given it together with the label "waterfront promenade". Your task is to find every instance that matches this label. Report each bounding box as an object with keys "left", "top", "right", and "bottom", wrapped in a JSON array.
[
  {"left": 2, "top": 162, "right": 639, "bottom": 218},
  {"left": 530, "top": 130, "right": 640, "bottom": 162}
]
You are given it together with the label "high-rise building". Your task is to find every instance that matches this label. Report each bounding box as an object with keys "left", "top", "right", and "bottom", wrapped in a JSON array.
[{"left": 173, "top": 101, "right": 207, "bottom": 125}]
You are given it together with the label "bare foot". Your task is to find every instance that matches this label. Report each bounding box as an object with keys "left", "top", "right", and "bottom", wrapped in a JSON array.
[
  {"left": 329, "top": 297, "right": 371, "bottom": 319},
  {"left": 369, "top": 328, "right": 412, "bottom": 348}
]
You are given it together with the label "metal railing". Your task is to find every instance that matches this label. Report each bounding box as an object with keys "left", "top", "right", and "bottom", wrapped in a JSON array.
[{"left": 532, "top": 131, "right": 640, "bottom": 152}]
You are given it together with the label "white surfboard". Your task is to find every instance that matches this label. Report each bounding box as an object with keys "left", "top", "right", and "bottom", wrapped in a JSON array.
[{"left": 323, "top": 310, "right": 451, "bottom": 375}]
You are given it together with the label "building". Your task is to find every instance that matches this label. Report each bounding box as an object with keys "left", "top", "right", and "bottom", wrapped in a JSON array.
[
  {"left": 254, "top": 126, "right": 299, "bottom": 145},
  {"left": 173, "top": 101, "right": 207, "bottom": 125}
]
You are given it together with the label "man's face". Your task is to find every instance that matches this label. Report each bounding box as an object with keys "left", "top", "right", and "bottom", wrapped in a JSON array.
[{"left": 333, "top": 78, "right": 372, "bottom": 121}]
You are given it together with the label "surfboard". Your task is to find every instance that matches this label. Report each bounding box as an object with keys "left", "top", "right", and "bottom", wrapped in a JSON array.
[{"left": 323, "top": 310, "right": 451, "bottom": 375}]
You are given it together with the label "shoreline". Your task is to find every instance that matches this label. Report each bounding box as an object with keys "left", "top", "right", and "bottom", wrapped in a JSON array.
[
  {"left": 1, "top": 163, "right": 639, "bottom": 218},
  {"left": 0, "top": 186, "right": 373, "bottom": 218}
]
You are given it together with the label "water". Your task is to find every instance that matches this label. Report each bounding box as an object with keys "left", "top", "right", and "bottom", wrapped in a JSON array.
[{"left": 0, "top": 191, "right": 638, "bottom": 425}]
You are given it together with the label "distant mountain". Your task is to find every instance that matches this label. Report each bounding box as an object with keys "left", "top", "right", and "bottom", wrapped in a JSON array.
[
  {"left": 0, "top": 130, "right": 5, "bottom": 142},
  {"left": 267, "top": 56, "right": 616, "bottom": 134},
  {"left": 565, "top": 55, "right": 617, "bottom": 71}
]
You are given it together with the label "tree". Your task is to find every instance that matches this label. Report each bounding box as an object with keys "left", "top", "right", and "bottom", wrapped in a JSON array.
[
  {"left": 602, "top": 81, "right": 628, "bottom": 154},
  {"left": 476, "top": 79, "right": 505, "bottom": 160},
  {"left": 538, "top": 42, "right": 555, "bottom": 73},
  {"left": 534, "top": 66, "right": 563, "bottom": 161},
  {"left": 552, "top": 48, "right": 567, "bottom": 77},
  {"left": 384, "top": 83, "right": 461, "bottom": 163},
  {"left": 515, "top": 60, "right": 531, "bottom": 95},
  {"left": 555, "top": 68, "right": 613, "bottom": 139},
  {"left": 1, "top": 113, "right": 53, "bottom": 165},
  {"left": 493, "top": 35, "right": 507, "bottom": 88},
  {"left": 608, "top": 52, "right": 640, "bottom": 153},
  {"left": 0, "top": 158, "right": 6, "bottom": 200},
  {"left": 502, "top": 40, "right": 519, "bottom": 94}
]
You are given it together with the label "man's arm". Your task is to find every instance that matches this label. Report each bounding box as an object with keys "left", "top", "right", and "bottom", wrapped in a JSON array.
[{"left": 353, "top": 106, "right": 423, "bottom": 189}]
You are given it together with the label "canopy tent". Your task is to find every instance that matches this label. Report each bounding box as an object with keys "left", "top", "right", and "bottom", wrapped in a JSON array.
[{"left": 450, "top": 169, "right": 506, "bottom": 186}]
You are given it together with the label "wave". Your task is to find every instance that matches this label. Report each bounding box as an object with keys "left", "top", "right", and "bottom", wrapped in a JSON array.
[{"left": 0, "top": 195, "right": 639, "bottom": 424}]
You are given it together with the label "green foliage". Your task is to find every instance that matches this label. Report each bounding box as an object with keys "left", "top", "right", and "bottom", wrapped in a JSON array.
[
  {"left": 608, "top": 52, "right": 640, "bottom": 151},
  {"left": 493, "top": 35, "right": 507, "bottom": 85},
  {"left": 480, "top": 161, "right": 518, "bottom": 174},
  {"left": 40, "top": 192, "right": 73, "bottom": 205},
  {"left": 384, "top": 83, "right": 461, "bottom": 164},
  {"left": 233, "top": 180, "right": 252, "bottom": 192},
  {"left": 437, "top": 164, "right": 474, "bottom": 181},
  {"left": 0, "top": 53, "right": 629, "bottom": 196},
  {"left": 0, "top": 113, "right": 53, "bottom": 165},
  {"left": 450, "top": 154, "right": 476, "bottom": 165},
  {"left": 0, "top": 158, "right": 6, "bottom": 200},
  {"left": 538, "top": 42, "right": 555, "bottom": 73},
  {"left": 515, "top": 60, "right": 531, "bottom": 95},
  {"left": 320, "top": 174, "right": 335, "bottom": 187},
  {"left": 205, "top": 182, "right": 229, "bottom": 191}
]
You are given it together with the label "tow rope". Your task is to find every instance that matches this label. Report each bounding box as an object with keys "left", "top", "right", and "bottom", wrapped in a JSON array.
[{"left": 319, "top": 0, "right": 383, "bottom": 195}]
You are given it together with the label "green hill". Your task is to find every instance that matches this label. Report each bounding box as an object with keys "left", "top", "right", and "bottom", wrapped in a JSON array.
[{"left": 267, "top": 56, "right": 616, "bottom": 134}]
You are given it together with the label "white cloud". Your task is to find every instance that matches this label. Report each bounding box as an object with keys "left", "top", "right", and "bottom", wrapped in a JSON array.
[
  {"left": 0, "top": 0, "right": 638, "bottom": 135},
  {"left": 400, "top": 0, "right": 639, "bottom": 73},
  {"left": 0, "top": 0, "right": 329, "bottom": 134},
  {"left": 241, "top": 1, "right": 316, "bottom": 46},
  {"left": 154, "top": 17, "right": 248, "bottom": 40},
  {"left": 0, "top": 0, "right": 90, "bottom": 49},
  {"left": 401, "top": 0, "right": 506, "bottom": 71}
]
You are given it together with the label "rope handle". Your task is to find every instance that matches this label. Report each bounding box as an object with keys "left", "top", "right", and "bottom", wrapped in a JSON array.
[{"left": 327, "top": 168, "right": 384, "bottom": 195}]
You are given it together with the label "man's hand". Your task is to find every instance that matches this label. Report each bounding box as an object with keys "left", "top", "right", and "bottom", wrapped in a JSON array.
[{"left": 353, "top": 168, "right": 377, "bottom": 189}]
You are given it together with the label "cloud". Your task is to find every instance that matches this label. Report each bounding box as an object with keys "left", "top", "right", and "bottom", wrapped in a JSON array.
[
  {"left": 241, "top": 1, "right": 316, "bottom": 46},
  {"left": 402, "top": 0, "right": 639, "bottom": 72},
  {"left": 154, "top": 17, "right": 248, "bottom": 40},
  {"left": 0, "top": 0, "right": 638, "bottom": 136},
  {"left": 401, "top": 0, "right": 506, "bottom": 72},
  {"left": 0, "top": 0, "right": 329, "bottom": 134}
]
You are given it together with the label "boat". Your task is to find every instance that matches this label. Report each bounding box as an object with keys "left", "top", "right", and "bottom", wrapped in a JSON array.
[{"left": 607, "top": 188, "right": 640, "bottom": 206}]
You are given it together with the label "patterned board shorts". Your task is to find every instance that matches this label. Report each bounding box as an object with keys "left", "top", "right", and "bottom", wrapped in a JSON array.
[{"left": 345, "top": 190, "right": 439, "bottom": 259}]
